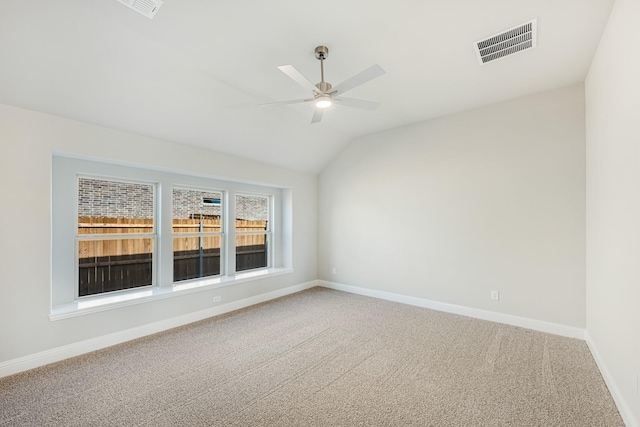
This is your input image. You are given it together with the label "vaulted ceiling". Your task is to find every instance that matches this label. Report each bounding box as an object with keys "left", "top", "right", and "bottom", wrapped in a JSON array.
[{"left": 0, "top": 0, "right": 615, "bottom": 173}]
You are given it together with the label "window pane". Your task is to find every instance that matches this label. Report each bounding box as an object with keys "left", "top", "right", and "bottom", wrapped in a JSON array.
[
  {"left": 78, "top": 178, "right": 154, "bottom": 234},
  {"left": 173, "top": 236, "right": 221, "bottom": 282},
  {"left": 78, "top": 238, "right": 153, "bottom": 297},
  {"left": 173, "top": 188, "right": 222, "bottom": 233},
  {"left": 235, "top": 194, "right": 269, "bottom": 272},
  {"left": 236, "top": 234, "right": 267, "bottom": 272},
  {"left": 235, "top": 194, "right": 269, "bottom": 230}
]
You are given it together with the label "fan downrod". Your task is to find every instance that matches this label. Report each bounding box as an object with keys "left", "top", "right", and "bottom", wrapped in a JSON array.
[{"left": 314, "top": 46, "right": 332, "bottom": 93}]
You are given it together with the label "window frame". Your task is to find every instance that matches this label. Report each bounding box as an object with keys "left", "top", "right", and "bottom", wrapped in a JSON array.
[
  {"left": 234, "top": 193, "right": 273, "bottom": 273},
  {"left": 75, "top": 176, "right": 158, "bottom": 299},
  {"left": 51, "top": 155, "right": 291, "bottom": 320},
  {"left": 171, "top": 186, "right": 226, "bottom": 283}
]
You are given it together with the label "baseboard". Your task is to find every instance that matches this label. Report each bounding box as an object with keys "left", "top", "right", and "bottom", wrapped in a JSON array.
[
  {"left": 585, "top": 332, "right": 639, "bottom": 427},
  {"left": 0, "top": 280, "right": 318, "bottom": 379},
  {"left": 318, "top": 280, "right": 585, "bottom": 339}
]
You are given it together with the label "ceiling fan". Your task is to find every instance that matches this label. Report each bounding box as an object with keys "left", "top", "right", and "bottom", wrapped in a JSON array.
[{"left": 261, "top": 46, "right": 385, "bottom": 123}]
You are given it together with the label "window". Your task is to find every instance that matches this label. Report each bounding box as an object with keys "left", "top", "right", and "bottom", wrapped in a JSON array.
[
  {"left": 172, "top": 188, "right": 224, "bottom": 282},
  {"left": 52, "top": 155, "right": 291, "bottom": 318},
  {"left": 77, "top": 178, "right": 156, "bottom": 297},
  {"left": 235, "top": 194, "right": 270, "bottom": 272}
]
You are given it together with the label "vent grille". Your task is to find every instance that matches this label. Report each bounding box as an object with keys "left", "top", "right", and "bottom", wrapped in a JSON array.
[
  {"left": 475, "top": 19, "right": 537, "bottom": 64},
  {"left": 115, "top": 0, "right": 163, "bottom": 19}
]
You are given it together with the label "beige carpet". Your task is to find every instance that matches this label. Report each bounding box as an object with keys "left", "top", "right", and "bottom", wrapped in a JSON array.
[{"left": 0, "top": 287, "right": 624, "bottom": 426}]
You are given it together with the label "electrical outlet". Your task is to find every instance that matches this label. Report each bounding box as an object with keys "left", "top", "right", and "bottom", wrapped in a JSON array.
[
  {"left": 490, "top": 290, "right": 500, "bottom": 301},
  {"left": 332, "top": 267, "right": 336, "bottom": 275},
  {"left": 212, "top": 296, "right": 221, "bottom": 303}
]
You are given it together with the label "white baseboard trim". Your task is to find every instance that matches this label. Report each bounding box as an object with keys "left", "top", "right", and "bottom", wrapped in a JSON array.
[
  {"left": 585, "top": 331, "right": 638, "bottom": 427},
  {"left": 0, "top": 280, "right": 318, "bottom": 379},
  {"left": 318, "top": 280, "right": 585, "bottom": 339}
]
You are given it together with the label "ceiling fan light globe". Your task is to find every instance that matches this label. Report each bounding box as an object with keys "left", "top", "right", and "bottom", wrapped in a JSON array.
[{"left": 315, "top": 96, "right": 332, "bottom": 109}]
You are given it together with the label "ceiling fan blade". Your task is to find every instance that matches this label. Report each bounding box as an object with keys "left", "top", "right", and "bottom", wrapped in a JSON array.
[
  {"left": 277, "top": 65, "right": 322, "bottom": 94},
  {"left": 335, "top": 97, "right": 381, "bottom": 111},
  {"left": 259, "top": 98, "right": 312, "bottom": 107},
  {"left": 311, "top": 108, "right": 324, "bottom": 123},
  {"left": 329, "top": 64, "right": 385, "bottom": 96}
]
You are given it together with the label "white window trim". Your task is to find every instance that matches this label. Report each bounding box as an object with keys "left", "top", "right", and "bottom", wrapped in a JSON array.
[
  {"left": 49, "top": 267, "right": 292, "bottom": 320},
  {"left": 51, "top": 154, "right": 292, "bottom": 321}
]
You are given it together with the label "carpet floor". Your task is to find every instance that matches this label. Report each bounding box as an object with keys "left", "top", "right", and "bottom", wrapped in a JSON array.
[{"left": 0, "top": 287, "right": 624, "bottom": 426}]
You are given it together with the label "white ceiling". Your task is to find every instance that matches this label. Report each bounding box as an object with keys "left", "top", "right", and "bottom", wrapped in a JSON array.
[{"left": 0, "top": 0, "right": 614, "bottom": 173}]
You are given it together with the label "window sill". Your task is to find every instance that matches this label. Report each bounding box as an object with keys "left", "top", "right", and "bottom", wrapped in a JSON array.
[{"left": 49, "top": 267, "right": 293, "bottom": 321}]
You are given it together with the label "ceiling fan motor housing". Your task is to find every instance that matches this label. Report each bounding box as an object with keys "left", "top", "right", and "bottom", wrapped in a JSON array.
[{"left": 315, "top": 81, "right": 332, "bottom": 93}]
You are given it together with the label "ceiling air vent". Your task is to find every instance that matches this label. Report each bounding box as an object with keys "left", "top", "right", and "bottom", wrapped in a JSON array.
[
  {"left": 475, "top": 19, "right": 537, "bottom": 65},
  {"left": 115, "top": 0, "right": 163, "bottom": 19}
]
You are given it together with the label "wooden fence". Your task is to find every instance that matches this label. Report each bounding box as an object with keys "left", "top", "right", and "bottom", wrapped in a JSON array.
[
  {"left": 78, "top": 216, "right": 154, "bottom": 234},
  {"left": 79, "top": 253, "right": 152, "bottom": 297},
  {"left": 78, "top": 217, "right": 268, "bottom": 295},
  {"left": 79, "top": 217, "right": 266, "bottom": 255}
]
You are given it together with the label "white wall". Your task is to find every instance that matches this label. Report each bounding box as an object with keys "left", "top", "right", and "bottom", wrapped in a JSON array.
[
  {"left": 0, "top": 103, "right": 317, "bottom": 364},
  {"left": 319, "top": 84, "right": 586, "bottom": 327},
  {"left": 586, "top": 0, "right": 640, "bottom": 424}
]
